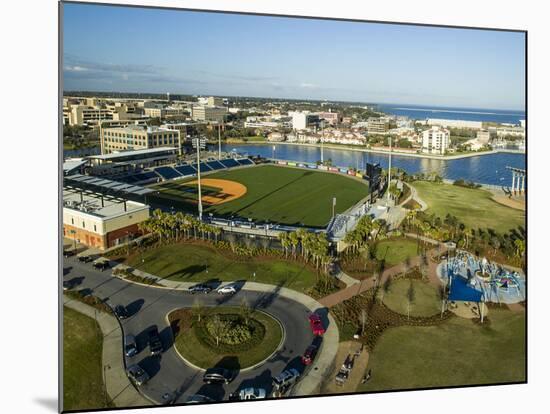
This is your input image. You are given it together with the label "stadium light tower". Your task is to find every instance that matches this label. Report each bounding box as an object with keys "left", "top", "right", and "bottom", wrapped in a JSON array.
[
  {"left": 218, "top": 121, "right": 223, "bottom": 160},
  {"left": 192, "top": 136, "right": 207, "bottom": 221}
]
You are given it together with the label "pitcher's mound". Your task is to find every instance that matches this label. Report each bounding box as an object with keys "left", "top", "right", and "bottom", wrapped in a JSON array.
[{"left": 185, "top": 178, "right": 247, "bottom": 205}]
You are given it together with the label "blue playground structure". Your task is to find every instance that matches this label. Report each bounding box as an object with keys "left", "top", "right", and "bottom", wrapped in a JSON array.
[{"left": 438, "top": 250, "right": 525, "bottom": 304}]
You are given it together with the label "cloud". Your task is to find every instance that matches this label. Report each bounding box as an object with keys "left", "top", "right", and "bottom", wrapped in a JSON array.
[{"left": 299, "top": 82, "right": 318, "bottom": 89}]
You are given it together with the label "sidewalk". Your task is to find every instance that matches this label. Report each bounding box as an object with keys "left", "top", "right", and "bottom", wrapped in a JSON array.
[
  {"left": 111, "top": 264, "right": 339, "bottom": 396},
  {"left": 63, "top": 296, "right": 152, "bottom": 408},
  {"left": 318, "top": 243, "right": 449, "bottom": 308}
]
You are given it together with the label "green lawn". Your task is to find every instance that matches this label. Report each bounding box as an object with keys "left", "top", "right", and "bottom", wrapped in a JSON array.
[
  {"left": 375, "top": 238, "right": 419, "bottom": 266},
  {"left": 381, "top": 279, "right": 441, "bottom": 317},
  {"left": 170, "top": 307, "right": 283, "bottom": 370},
  {"left": 126, "top": 243, "right": 318, "bottom": 293},
  {"left": 358, "top": 308, "right": 526, "bottom": 392},
  {"left": 412, "top": 181, "right": 525, "bottom": 232},
  {"left": 150, "top": 165, "right": 369, "bottom": 227},
  {"left": 63, "top": 306, "right": 112, "bottom": 411}
]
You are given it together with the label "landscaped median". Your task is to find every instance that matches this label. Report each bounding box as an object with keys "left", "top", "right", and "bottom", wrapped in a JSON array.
[{"left": 168, "top": 306, "right": 284, "bottom": 371}]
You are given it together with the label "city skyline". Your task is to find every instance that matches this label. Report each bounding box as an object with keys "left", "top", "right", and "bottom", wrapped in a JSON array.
[{"left": 63, "top": 3, "right": 526, "bottom": 111}]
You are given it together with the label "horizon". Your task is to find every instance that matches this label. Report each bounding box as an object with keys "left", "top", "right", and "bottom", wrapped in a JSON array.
[{"left": 63, "top": 3, "right": 526, "bottom": 111}]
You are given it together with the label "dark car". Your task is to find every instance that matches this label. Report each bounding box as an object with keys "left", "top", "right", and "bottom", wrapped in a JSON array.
[
  {"left": 126, "top": 364, "right": 150, "bottom": 386},
  {"left": 62, "top": 280, "right": 72, "bottom": 291},
  {"left": 203, "top": 368, "right": 233, "bottom": 384},
  {"left": 188, "top": 283, "right": 212, "bottom": 294},
  {"left": 114, "top": 305, "right": 129, "bottom": 319},
  {"left": 78, "top": 255, "right": 93, "bottom": 263},
  {"left": 124, "top": 334, "right": 138, "bottom": 357},
  {"left": 301, "top": 345, "right": 318, "bottom": 365},
  {"left": 148, "top": 326, "right": 163, "bottom": 356},
  {"left": 93, "top": 261, "right": 109, "bottom": 271},
  {"left": 63, "top": 250, "right": 76, "bottom": 257}
]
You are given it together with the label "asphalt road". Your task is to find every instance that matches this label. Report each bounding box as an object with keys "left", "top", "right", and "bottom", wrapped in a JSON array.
[{"left": 63, "top": 256, "right": 316, "bottom": 405}]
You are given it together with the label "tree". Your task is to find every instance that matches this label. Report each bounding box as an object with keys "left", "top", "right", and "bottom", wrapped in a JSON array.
[
  {"left": 240, "top": 298, "right": 253, "bottom": 327},
  {"left": 193, "top": 297, "right": 204, "bottom": 322},
  {"left": 406, "top": 280, "right": 415, "bottom": 320},
  {"left": 381, "top": 275, "right": 392, "bottom": 302},
  {"left": 209, "top": 314, "right": 229, "bottom": 347}
]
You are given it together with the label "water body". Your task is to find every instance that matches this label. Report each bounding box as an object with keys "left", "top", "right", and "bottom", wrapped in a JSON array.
[
  {"left": 376, "top": 104, "right": 525, "bottom": 125},
  {"left": 221, "top": 143, "right": 526, "bottom": 187}
]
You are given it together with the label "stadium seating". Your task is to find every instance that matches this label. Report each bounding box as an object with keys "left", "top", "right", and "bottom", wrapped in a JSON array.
[
  {"left": 219, "top": 158, "right": 239, "bottom": 168},
  {"left": 132, "top": 171, "right": 159, "bottom": 183},
  {"left": 154, "top": 166, "right": 182, "bottom": 180},
  {"left": 174, "top": 165, "right": 197, "bottom": 176},
  {"left": 236, "top": 158, "right": 254, "bottom": 166},
  {"left": 205, "top": 160, "right": 226, "bottom": 171}
]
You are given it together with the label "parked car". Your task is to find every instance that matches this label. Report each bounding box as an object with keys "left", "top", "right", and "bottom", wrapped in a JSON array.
[
  {"left": 63, "top": 250, "right": 76, "bottom": 258},
  {"left": 126, "top": 364, "right": 149, "bottom": 386},
  {"left": 188, "top": 283, "right": 212, "bottom": 294},
  {"left": 93, "top": 261, "right": 109, "bottom": 271},
  {"left": 78, "top": 255, "right": 93, "bottom": 263},
  {"left": 301, "top": 345, "right": 318, "bottom": 366},
  {"left": 62, "top": 281, "right": 72, "bottom": 291},
  {"left": 272, "top": 368, "right": 300, "bottom": 390},
  {"left": 216, "top": 285, "right": 237, "bottom": 295},
  {"left": 186, "top": 395, "right": 213, "bottom": 404},
  {"left": 229, "top": 387, "right": 266, "bottom": 401},
  {"left": 308, "top": 313, "right": 325, "bottom": 336},
  {"left": 124, "top": 334, "right": 138, "bottom": 357},
  {"left": 148, "top": 326, "right": 163, "bottom": 356},
  {"left": 203, "top": 368, "right": 233, "bottom": 384},
  {"left": 114, "top": 305, "right": 129, "bottom": 320}
]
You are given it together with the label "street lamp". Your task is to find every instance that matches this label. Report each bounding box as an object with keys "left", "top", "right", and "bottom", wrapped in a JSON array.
[
  {"left": 387, "top": 135, "right": 393, "bottom": 205},
  {"left": 192, "top": 137, "right": 207, "bottom": 221}
]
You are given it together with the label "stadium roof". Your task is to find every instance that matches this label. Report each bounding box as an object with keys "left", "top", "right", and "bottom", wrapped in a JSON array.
[
  {"left": 63, "top": 174, "right": 154, "bottom": 196},
  {"left": 63, "top": 159, "right": 88, "bottom": 174},
  {"left": 87, "top": 147, "right": 177, "bottom": 161}
]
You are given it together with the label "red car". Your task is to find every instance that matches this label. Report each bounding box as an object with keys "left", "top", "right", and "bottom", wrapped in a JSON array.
[
  {"left": 301, "top": 345, "right": 318, "bottom": 365},
  {"left": 308, "top": 313, "right": 325, "bottom": 336}
]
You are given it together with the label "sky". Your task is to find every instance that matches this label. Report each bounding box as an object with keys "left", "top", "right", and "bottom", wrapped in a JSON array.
[{"left": 62, "top": 3, "right": 526, "bottom": 110}]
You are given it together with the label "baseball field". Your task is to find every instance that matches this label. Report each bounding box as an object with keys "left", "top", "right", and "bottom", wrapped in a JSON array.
[{"left": 148, "top": 165, "right": 370, "bottom": 228}]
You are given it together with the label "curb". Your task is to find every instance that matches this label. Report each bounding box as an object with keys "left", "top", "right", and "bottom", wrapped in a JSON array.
[{"left": 164, "top": 307, "right": 286, "bottom": 373}]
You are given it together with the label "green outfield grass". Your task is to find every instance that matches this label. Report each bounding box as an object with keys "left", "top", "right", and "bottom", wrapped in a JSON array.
[
  {"left": 63, "top": 306, "right": 112, "bottom": 411},
  {"left": 150, "top": 165, "right": 369, "bottom": 227},
  {"left": 412, "top": 181, "right": 525, "bottom": 232},
  {"left": 126, "top": 243, "right": 319, "bottom": 293},
  {"left": 358, "top": 308, "right": 526, "bottom": 392}
]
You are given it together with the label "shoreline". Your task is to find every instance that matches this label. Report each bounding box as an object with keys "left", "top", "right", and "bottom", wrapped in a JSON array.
[{"left": 221, "top": 140, "right": 525, "bottom": 160}]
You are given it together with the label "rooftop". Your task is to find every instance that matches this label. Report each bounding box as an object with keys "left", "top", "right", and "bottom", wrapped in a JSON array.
[
  {"left": 63, "top": 189, "right": 149, "bottom": 219},
  {"left": 87, "top": 147, "right": 177, "bottom": 161}
]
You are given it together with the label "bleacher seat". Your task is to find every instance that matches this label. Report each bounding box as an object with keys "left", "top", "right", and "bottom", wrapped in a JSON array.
[
  {"left": 236, "top": 158, "right": 254, "bottom": 166},
  {"left": 154, "top": 166, "right": 182, "bottom": 180},
  {"left": 220, "top": 158, "right": 239, "bottom": 168},
  {"left": 205, "top": 160, "right": 226, "bottom": 170},
  {"left": 174, "top": 165, "right": 197, "bottom": 176}
]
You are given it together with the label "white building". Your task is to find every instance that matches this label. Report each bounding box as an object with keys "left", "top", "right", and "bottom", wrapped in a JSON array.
[
  {"left": 426, "top": 119, "right": 483, "bottom": 129},
  {"left": 421, "top": 126, "right": 450, "bottom": 155},
  {"left": 290, "top": 111, "right": 320, "bottom": 130}
]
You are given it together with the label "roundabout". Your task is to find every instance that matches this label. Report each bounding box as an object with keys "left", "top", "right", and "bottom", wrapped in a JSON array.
[
  {"left": 168, "top": 306, "right": 284, "bottom": 371},
  {"left": 62, "top": 254, "right": 338, "bottom": 406}
]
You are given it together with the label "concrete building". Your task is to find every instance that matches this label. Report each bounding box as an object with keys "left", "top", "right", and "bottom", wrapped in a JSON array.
[
  {"left": 290, "top": 111, "right": 320, "bottom": 130},
  {"left": 367, "top": 117, "right": 390, "bottom": 134},
  {"left": 100, "top": 125, "right": 181, "bottom": 154},
  {"left": 476, "top": 129, "right": 491, "bottom": 144},
  {"left": 192, "top": 105, "right": 227, "bottom": 122},
  {"left": 68, "top": 105, "right": 113, "bottom": 126},
  {"left": 87, "top": 147, "right": 178, "bottom": 176},
  {"left": 63, "top": 189, "right": 150, "bottom": 250},
  {"left": 317, "top": 111, "right": 342, "bottom": 125},
  {"left": 207, "top": 96, "right": 224, "bottom": 107},
  {"left": 143, "top": 105, "right": 186, "bottom": 119},
  {"left": 421, "top": 126, "right": 450, "bottom": 155}
]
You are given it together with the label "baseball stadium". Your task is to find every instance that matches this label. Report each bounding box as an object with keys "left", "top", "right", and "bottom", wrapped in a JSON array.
[{"left": 148, "top": 163, "right": 370, "bottom": 228}]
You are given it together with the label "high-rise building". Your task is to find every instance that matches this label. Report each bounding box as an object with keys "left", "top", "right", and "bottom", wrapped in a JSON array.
[
  {"left": 207, "top": 96, "right": 224, "bottom": 107},
  {"left": 290, "top": 111, "right": 320, "bottom": 130},
  {"left": 421, "top": 126, "right": 450, "bottom": 154},
  {"left": 367, "top": 117, "right": 390, "bottom": 134}
]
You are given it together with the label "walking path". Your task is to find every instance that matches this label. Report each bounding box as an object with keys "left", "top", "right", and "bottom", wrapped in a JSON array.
[
  {"left": 63, "top": 296, "right": 152, "bottom": 408},
  {"left": 318, "top": 242, "right": 448, "bottom": 308},
  {"left": 406, "top": 183, "right": 428, "bottom": 211},
  {"left": 109, "top": 263, "right": 339, "bottom": 396}
]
